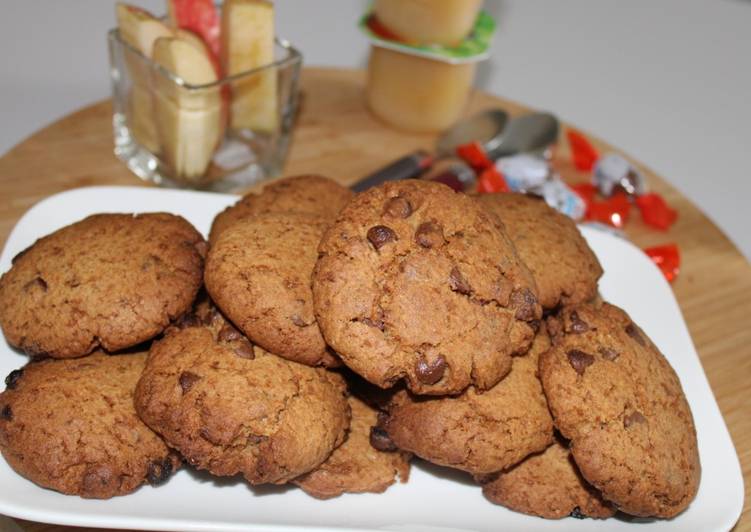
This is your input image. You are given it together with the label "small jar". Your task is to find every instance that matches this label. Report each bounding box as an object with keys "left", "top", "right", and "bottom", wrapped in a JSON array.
[
  {"left": 367, "top": 46, "right": 476, "bottom": 132},
  {"left": 373, "top": 0, "right": 483, "bottom": 46}
]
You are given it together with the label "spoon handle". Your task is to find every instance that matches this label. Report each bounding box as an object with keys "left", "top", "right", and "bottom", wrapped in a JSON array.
[{"left": 351, "top": 150, "right": 434, "bottom": 192}]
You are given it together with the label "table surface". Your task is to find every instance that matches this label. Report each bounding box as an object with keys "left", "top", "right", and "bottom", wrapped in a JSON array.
[{"left": 0, "top": 68, "right": 749, "bottom": 531}]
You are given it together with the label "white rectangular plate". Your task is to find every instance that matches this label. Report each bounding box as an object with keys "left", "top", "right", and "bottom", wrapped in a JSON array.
[{"left": 0, "top": 186, "right": 743, "bottom": 532}]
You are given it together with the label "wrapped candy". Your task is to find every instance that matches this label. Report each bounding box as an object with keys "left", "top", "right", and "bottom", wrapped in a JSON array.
[
  {"left": 644, "top": 244, "right": 680, "bottom": 282},
  {"left": 532, "top": 178, "right": 587, "bottom": 220},
  {"left": 594, "top": 153, "right": 647, "bottom": 197},
  {"left": 495, "top": 154, "right": 550, "bottom": 192},
  {"left": 636, "top": 193, "right": 678, "bottom": 231},
  {"left": 567, "top": 129, "right": 599, "bottom": 172}
]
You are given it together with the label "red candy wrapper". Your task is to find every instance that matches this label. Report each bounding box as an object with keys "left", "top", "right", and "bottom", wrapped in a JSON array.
[
  {"left": 644, "top": 244, "right": 680, "bottom": 282},
  {"left": 456, "top": 141, "right": 494, "bottom": 171},
  {"left": 567, "top": 129, "right": 600, "bottom": 172},
  {"left": 168, "top": 0, "right": 222, "bottom": 70},
  {"left": 636, "top": 193, "right": 678, "bottom": 231},
  {"left": 571, "top": 182, "right": 598, "bottom": 206},
  {"left": 477, "top": 167, "right": 509, "bottom": 193},
  {"left": 586, "top": 193, "right": 631, "bottom": 228}
]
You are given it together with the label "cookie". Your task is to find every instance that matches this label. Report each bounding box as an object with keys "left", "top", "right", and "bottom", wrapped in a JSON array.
[
  {"left": 480, "top": 436, "right": 615, "bottom": 519},
  {"left": 209, "top": 174, "right": 353, "bottom": 243},
  {"left": 382, "top": 327, "right": 554, "bottom": 475},
  {"left": 293, "top": 395, "right": 410, "bottom": 499},
  {"left": 134, "top": 315, "right": 350, "bottom": 485},
  {"left": 476, "top": 193, "right": 602, "bottom": 309},
  {"left": 539, "top": 302, "right": 700, "bottom": 517},
  {"left": 205, "top": 212, "right": 338, "bottom": 367},
  {"left": 0, "top": 352, "right": 180, "bottom": 498},
  {"left": 313, "top": 180, "right": 540, "bottom": 395},
  {"left": 0, "top": 213, "right": 205, "bottom": 358}
]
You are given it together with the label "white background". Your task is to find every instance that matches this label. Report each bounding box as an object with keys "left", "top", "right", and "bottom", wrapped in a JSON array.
[{"left": 1, "top": 0, "right": 749, "bottom": 259}]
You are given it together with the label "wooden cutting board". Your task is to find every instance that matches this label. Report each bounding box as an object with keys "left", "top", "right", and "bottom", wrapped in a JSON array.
[{"left": 0, "top": 67, "right": 749, "bottom": 531}]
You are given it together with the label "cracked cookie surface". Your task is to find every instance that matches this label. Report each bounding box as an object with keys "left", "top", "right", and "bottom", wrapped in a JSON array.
[
  {"left": 0, "top": 351, "right": 180, "bottom": 498},
  {"left": 134, "top": 315, "right": 350, "bottom": 485},
  {"left": 480, "top": 436, "right": 615, "bottom": 519},
  {"left": 540, "top": 302, "right": 700, "bottom": 517},
  {"left": 382, "top": 327, "right": 554, "bottom": 475},
  {"left": 0, "top": 213, "right": 205, "bottom": 358},
  {"left": 293, "top": 395, "right": 410, "bottom": 499},
  {"left": 313, "top": 180, "right": 540, "bottom": 395},
  {"left": 209, "top": 174, "right": 353, "bottom": 243},
  {"left": 476, "top": 193, "right": 603, "bottom": 309},
  {"left": 205, "top": 212, "right": 338, "bottom": 367}
]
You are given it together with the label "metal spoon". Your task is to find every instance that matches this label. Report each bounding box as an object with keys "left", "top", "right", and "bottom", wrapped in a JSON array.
[
  {"left": 486, "top": 112, "right": 559, "bottom": 159},
  {"left": 352, "top": 109, "right": 509, "bottom": 192}
]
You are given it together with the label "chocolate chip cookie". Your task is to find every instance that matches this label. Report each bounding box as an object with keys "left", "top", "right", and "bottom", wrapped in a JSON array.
[
  {"left": 134, "top": 316, "right": 350, "bottom": 485},
  {"left": 0, "top": 351, "right": 180, "bottom": 498},
  {"left": 209, "top": 174, "right": 353, "bottom": 243},
  {"left": 539, "top": 302, "right": 700, "bottom": 517},
  {"left": 381, "top": 327, "right": 554, "bottom": 475},
  {"left": 0, "top": 213, "right": 205, "bottom": 358},
  {"left": 293, "top": 395, "right": 410, "bottom": 499},
  {"left": 480, "top": 436, "right": 615, "bottom": 519},
  {"left": 205, "top": 212, "right": 338, "bottom": 367},
  {"left": 313, "top": 180, "right": 541, "bottom": 395},
  {"left": 476, "top": 193, "right": 602, "bottom": 309}
]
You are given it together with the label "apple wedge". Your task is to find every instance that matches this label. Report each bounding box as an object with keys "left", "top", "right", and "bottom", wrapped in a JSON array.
[
  {"left": 116, "top": 3, "right": 174, "bottom": 153},
  {"left": 221, "top": 0, "right": 277, "bottom": 132},
  {"left": 167, "top": 0, "right": 221, "bottom": 62},
  {"left": 152, "top": 36, "right": 223, "bottom": 181}
]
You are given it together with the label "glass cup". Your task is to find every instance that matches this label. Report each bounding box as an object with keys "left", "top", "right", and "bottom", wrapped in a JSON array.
[{"left": 108, "top": 28, "right": 302, "bottom": 192}]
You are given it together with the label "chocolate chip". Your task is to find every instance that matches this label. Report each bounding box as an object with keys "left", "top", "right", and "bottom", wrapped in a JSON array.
[
  {"left": 369, "top": 426, "right": 397, "bottom": 452},
  {"left": 569, "top": 311, "right": 589, "bottom": 333},
  {"left": 194, "top": 240, "right": 208, "bottom": 258},
  {"left": 179, "top": 371, "right": 201, "bottom": 393},
  {"left": 415, "top": 355, "right": 447, "bottom": 385},
  {"left": 367, "top": 225, "right": 397, "bottom": 250},
  {"left": 510, "top": 288, "right": 538, "bottom": 321},
  {"left": 529, "top": 319, "right": 541, "bottom": 333},
  {"left": 361, "top": 317, "right": 385, "bottom": 331},
  {"left": 570, "top": 506, "right": 585, "bottom": 519},
  {"left": 146, "top": 458, "right": 174, "bottom": 486},
  {"left": 234, "top": 343, "right": 255, "bottom": 359},
  {"left": 176, "top": 313, "right": 201, "bottom": 329},
  {"left": 4, "top": 369, "right": 23, "bottom": 390},
  {"left": 448, "top": 267, "right": 471, "bottom": 295},
  {"left": 218, "top": 323, "right": 241, "bottom": 342},
  {"left": 567, "top": 349, "right": 595, "bottom": 376},
  {"left": 624, "top": 411, "right": 647, "bottom": 428},
  {"left": 414, "top": 222, "right": 445, "bottom": 249},
  {"left": 1, "top": 405, "right": 12, "bottom": 421},
  {"left": 23, "top": 277, "right": 47, "bottom": 292},
  {"left": 291, "top": 315, "right": 306, "bottom": 327},
  {"left": 383, "top": 196, "right": 412, "bottom": 218},
  {"left": 625, "top": 323, "right": 646, "bottom": 346},
  {"left": 599, "top": 347, "right": 620, "bottom": 361},
  {"left": 202, "top": 308, "right": 220, "bottom": 326}
]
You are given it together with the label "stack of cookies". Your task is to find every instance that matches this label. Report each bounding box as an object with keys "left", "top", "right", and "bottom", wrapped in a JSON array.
[{"left": 0, "top": 175, "right": 700, "bottom": 522}]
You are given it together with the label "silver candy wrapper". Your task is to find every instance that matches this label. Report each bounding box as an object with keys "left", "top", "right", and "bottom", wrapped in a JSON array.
[
  {"left": 494, "top": 154, "right": 586, "bottom": 220},
  {"left": 496, "top": 154, "right": 550, "bottom": 192},
  {"left": 594, "top": 153, "right": 647, "bottom": 197}
]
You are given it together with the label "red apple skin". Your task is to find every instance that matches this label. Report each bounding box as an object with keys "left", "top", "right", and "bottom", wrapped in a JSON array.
[{"left": 168, "top": 0, "right": 221, "bottom": 67}]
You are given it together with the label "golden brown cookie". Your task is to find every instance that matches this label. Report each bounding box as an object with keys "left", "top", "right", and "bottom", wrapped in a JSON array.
[
  {"left": 209, "top": 174, "right": 353, "bottom": 243},
  {"left": 0, "top": 352, "right": 180, "bottom": 498},
  {"left": 313, "top": 180, "right": 541, "bottom": 395},
  {"left": 539, "top": 302, "right": 700, "bottom": 517},
  {"left": 134, "top": 316, "right": 350, "bottom": 485},
  {"left": 0, "top": 213, "right": 205, "bottom": 358},
  {"left": 476, "top": 193, "right": 602, "bottom": 309},
  {"left": 480, "top": 436, "right": 615, "bottom": 519},
  {"left": 381, "top": 327, "right": 554, "bottom": 475},
  {"left": 205, "top": 212, "right": 338, "bottom": 367},
  {"left": 293, "top": 395, "right": 410, "bottom": 499}
]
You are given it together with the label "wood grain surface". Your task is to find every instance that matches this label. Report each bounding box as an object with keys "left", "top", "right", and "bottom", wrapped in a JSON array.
[{"left": 0, "top": 68, "right": 748, "bottom": 531}]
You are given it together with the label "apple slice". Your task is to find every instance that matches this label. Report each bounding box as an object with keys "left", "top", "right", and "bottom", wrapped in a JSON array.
[
  {"left": 221, "top": 0, "right": 277, "bottom": 132},
  {"left": 167, "top": 0, "right": 221, "bottom": 63},
  {"left": 116, "top": 3, "right": 174, "bottom": 153},
  {"left": 152, "top": 36, "right": 223, "bottom": 180}
]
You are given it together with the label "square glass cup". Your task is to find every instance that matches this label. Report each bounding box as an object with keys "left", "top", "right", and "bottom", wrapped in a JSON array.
[{"left": 108, "top": 28, "right": 301, "bottom": 192}]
